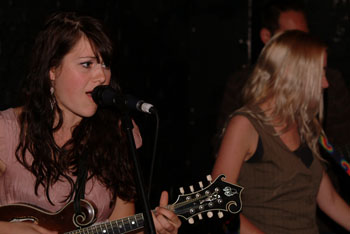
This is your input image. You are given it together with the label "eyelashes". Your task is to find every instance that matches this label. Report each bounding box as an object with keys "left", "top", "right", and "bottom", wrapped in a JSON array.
[
  {"left": 80, "top": 61, "right": 110, "bottom": 69},
  {"left": 81, "top": 61, "right": 93, "bottom": 68}
]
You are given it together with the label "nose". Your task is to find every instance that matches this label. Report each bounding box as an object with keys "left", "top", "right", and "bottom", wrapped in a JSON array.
[
  {"left": 322, "top": 76, "right": 329, "bottom": 89},
  {"left": 95, "top": 64, "right": 107, "bottom": 84}
]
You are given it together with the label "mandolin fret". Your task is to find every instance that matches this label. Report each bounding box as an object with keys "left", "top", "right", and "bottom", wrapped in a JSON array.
[
  {"left": 106, "top": 221, "right": 116, "bottom": 234},
  {"left": 115, "top": 218, "right": 125, "bottom": 233},
  {"left": 108, "top": 213, "right": 144, "bottom": 233},
  {"left": 135, "top": 213, "right": 144, "bottom": 227},
  {"left": 122, "top": 217, "right": 130, "bottom": 231}
]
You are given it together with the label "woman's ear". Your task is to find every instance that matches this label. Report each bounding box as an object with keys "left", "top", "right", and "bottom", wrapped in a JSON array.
[
  {"left": 49, "top": 67, "right": 56, "bottom": 81},
  {"left": 260, "top": 28, "right": 272, "bottom": 44}
]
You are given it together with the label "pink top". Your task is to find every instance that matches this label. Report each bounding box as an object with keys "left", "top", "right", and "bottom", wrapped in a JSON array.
[{"left": 0, "top": 108, "right": 114, "bottom": 222}]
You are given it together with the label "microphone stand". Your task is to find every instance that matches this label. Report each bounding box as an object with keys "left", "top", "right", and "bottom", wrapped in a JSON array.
[{"left": 121, "top": 110, "right": 156, "bottom": 234}]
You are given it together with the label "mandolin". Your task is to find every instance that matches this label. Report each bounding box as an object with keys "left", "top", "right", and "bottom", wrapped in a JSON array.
[{"left": 0, "top": 174, "right": 243, "bottom": 234}]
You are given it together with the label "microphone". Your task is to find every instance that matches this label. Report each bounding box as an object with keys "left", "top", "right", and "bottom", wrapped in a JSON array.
[
  {"left": 125, "top": 94, "right": 156, "bottom": 114},
  {"left": 92, "top": 85, "right": 156, "bottom": 114}
]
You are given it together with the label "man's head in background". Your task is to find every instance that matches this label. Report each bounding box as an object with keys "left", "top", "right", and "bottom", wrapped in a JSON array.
[{"left": 259, "top": 0, "right": 309, "bottom": 44}]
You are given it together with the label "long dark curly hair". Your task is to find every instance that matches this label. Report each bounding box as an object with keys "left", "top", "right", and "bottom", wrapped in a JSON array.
[{"left": 15, "top": 12, "right": 136, "bottom": 205}]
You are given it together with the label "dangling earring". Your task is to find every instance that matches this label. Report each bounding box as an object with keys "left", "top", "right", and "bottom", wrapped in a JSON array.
[{"left": 50, "top": 86, "right": 56, "bottom": 110}]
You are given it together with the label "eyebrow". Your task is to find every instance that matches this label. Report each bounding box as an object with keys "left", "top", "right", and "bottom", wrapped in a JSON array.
[
  {"left": 78, "top": 56, "right": 105, "bottom": 64},
  {"left": 78, "top": 56, "right": 97, "bottom": 59}
]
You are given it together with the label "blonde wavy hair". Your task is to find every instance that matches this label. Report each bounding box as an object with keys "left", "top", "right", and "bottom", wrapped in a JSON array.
[{"left": 241, "top": 30, "right": 327, "bottom": 159}]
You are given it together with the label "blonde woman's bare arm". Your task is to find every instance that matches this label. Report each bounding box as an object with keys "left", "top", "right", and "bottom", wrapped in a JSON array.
[
  {"left": 316, "top": 171, "right": 350, "bottom": 231},
  {"left": 212, "top": 115, "right": 264, "bottom": 233}
]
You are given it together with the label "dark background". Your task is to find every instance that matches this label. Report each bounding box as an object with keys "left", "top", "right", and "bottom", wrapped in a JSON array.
[{"left": 1, "top": 0, "right": 350, "bottom": 233}]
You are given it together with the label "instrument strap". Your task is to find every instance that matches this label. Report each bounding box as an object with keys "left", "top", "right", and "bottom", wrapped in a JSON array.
[{"left": 73, "top": 155, "right": 88, "bottom": 215}]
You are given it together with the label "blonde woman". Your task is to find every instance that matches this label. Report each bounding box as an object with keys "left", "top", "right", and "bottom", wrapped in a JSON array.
[{"left": 212, "top": 30, "right": 350, "bottom": 234}]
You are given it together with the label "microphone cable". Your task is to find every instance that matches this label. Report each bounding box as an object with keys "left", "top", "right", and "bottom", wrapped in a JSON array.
[{"left": 147, "top": 108, "right": 159, "bottom": 200}]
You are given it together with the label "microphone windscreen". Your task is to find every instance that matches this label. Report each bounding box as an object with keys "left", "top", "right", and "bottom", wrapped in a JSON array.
[
  {"left": 125, "top": 94, "right": 142, "bottom": 111},
  {"left": 92, "top": 85, "right": 118, "bottom": 107}
]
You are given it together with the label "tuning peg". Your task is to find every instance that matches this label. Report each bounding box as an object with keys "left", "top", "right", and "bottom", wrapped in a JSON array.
[
  {"left": 198, "top": 181, "right": 203, "bottom": 189},
  {"left": 198, "top": 213, "right": 203, "bottom": 220},
  {"left": 188, "top": 218, "right": 194, "bottom": 224},
  {"left": 179, "top": 187, "right": 184, "bottom": 195},
  {"left": 218, "top": 211, "right": 224, "bottom": 219},
  {"left": 206, "top": 175, "right": 212, "bottom": 182},
  {"left": 189, "top": 185, "right": 194, "bottom": 192},
  {"left": 207, "top": 211, "right": 213, "bottom": 218}
]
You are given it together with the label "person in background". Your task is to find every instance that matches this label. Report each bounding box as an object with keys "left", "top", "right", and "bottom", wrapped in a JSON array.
[
  {"left": 215, "top": 2, "right": 350, "bottom": 232},
  {"left": 0, "top": 12, "right": 181, "bottom": 234},
  {"left": 212, "top": 30, "right": 350, "bottom": 234},
  {"left": 217, "top": 0, "right": 350, "bottom": 152}
]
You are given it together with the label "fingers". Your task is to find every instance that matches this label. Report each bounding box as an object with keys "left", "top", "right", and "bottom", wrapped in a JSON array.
[
  {"left": 153, "top": 191, "right": 181, "bottom": 234},
  {"left": 157, "top": 206, "right": 182, "bottom": 228},
  {"left": 159, "top": 191, "right": 169, "bottom": 207},
  {"left": 152, "top": 211, "right": 175, "bottom": 234}
]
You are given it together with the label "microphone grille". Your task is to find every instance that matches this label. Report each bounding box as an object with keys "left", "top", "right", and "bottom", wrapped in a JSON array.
[{"left": 92, "top": 85, "right": 117, "bottom": 107}]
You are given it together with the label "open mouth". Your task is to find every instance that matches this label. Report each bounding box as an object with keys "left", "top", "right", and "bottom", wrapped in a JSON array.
[{"left": 86, "top": 91, "right": 94, "bottom": 101}]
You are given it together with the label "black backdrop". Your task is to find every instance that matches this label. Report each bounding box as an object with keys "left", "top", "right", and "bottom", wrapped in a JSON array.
[{"left": 1, "top": 0, "right": 350, "bottom": 233}]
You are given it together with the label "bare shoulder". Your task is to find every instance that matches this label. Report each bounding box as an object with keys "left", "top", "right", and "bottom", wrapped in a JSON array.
[
  {"left": 226, "top": 114, "right": 257, "bottom": 137},
  {"left": 213, "top": 114, "right": 258, "bottom": 182},
  {"left": 13, "top": 107, "right": 23, "bottom": 117},
  {"left": 221, "top": 114, "right": 259, "bottom": 160}
]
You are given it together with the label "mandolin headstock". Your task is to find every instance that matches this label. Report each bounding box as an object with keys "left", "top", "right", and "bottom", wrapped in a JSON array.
[{"left": 171, "top": 174, "right": 243, "bottom": 224}]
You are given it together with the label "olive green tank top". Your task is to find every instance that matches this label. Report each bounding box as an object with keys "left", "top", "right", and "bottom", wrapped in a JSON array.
[{"left": 236, "top": 112, "right": 323, "bottom": 234}]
